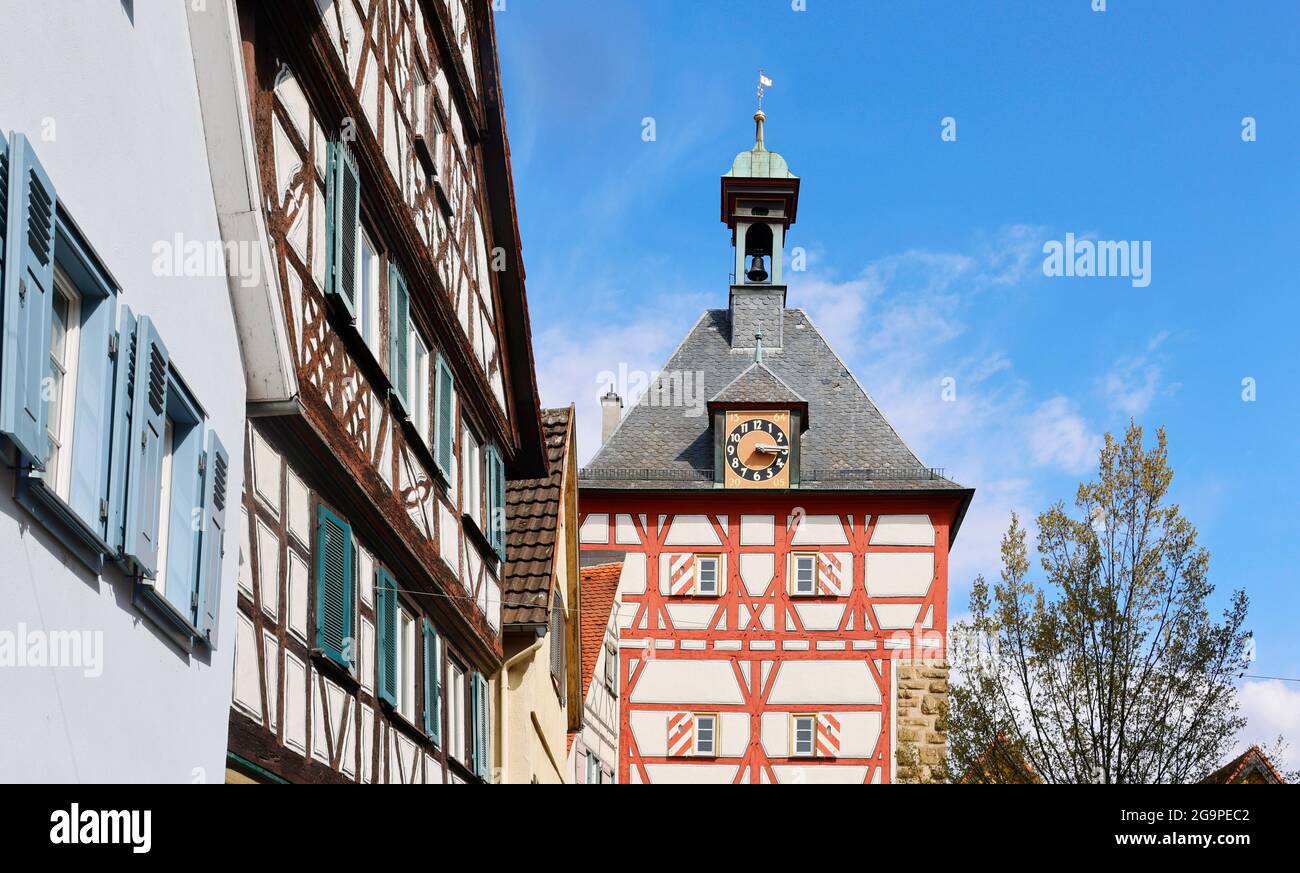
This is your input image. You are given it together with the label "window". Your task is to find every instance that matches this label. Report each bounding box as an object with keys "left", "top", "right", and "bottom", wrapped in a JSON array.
[
  {"left": 549, "top": 591, "right": 566, "bottom": 696},
  {"left": 586, "top": 754, "right": 600, "bottom": 785},
  {"left": 2, "top": 132, "right": 228, "bottom": 646},
  {"left": 45, "top": 267, "right": 82, "bottom": 500},
  {"left": 462, "top": 425, "right": 481, "bottom": 523},
  {"left": 694, "top": 714, "right": 718, "bottom": 757},
  {"left": 410, "top": 327, "right": 430, "bottom": 442},
  {"left": 448, "top": 660, "right": 466, "bottom": 763},
  {"left": 792, "top": 714, "right": 816, "bottom": 757},
  {"left": 356, "top": 228, "right": 381, "bottom": 354},
  {"left": 604, "top": 640, "right": 617, "bottom": 695},
  {"left": 326, "top": 140, "right": 361, "bottom": 320},
  {"left": 791, "top": 553, "right": 817, "bottom": 596},
  {"left": 314, "top": 509, "right": 356, "bottom": 670},
  {"left": 388, "top": 264, "right": 410, "bottom": 411},
  {"left": 696, "top": 555, "right": 721, "bottom": 595},
  {"left": 396, "top": 604, "right": 416, "bottom": 722}
]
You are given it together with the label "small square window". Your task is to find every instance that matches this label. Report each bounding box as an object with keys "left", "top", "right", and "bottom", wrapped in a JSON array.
[
  {"left": 696, "top": 555, "right": 720, "bottom": 596},
  {"left": 694, "top": 713, "right": 718, "bottom": 757},
  {"left": 792, "top": 715, "right": 816, "bottom": 757},
  {"left": 791, "top": 554, "right": 817, "bottom": 596}
]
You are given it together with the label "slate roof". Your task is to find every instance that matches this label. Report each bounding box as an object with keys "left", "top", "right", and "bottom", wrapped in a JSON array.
[
  {"left": 710, "top": 361, "right": 806, "bottom": 406},
  {"left": 581, "top": 308, "right": 967, "bottom": 494},
  {"left": 568, "top": 562, "right": 623, "bottom": 753},
  {"left": 502, "top": 407, "right": 573, "bottom": 627}
]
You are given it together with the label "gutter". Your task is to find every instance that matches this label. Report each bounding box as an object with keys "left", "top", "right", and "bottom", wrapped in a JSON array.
[{"left": 496, "top": 632, "right": 544, "bottom": 784}]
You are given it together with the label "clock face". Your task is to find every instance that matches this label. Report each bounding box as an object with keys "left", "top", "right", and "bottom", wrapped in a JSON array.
[{"left": 725, "top": 416, "right": 791, "bottom": 482}]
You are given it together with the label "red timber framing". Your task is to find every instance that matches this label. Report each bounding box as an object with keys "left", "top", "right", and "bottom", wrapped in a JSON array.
[{"left": 578, "top": 492, "right": 962, "bottom": 785}]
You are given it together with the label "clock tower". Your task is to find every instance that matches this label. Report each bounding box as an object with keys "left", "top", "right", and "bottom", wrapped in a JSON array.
[{"left": 579, "top": 104, "right": 974, "bottom": 786}]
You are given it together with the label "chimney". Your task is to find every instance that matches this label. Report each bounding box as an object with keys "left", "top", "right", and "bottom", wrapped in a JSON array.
[{"left": 600, "top": 387, "right": 623, "bottom": 443}]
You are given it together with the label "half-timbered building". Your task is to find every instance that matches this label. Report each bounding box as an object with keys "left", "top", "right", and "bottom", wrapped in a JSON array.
[
  {"left": 579, "top": 110, "right": 974, "bottom": 785},
  {"left": 214, "top": 0, "right": 548, "bottom": 784}
]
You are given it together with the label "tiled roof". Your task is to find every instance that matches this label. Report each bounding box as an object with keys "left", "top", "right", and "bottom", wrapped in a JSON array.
[
  {"left": 502, "top": 407, "right": 573, "bottom": 627},
  {"left": 568, "top": 562, "right": 622, "bottom": 752},
  {"left": 581, "top": 308, "right": 967, "bottom": 493},
  {"left": 1198, "top": 745, "right": 1287, "bottom": 785}
]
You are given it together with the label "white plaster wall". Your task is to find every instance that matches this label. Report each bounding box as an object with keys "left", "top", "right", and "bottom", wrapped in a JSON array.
[{"left": 0, "top": 3, "right": 243, "bottom": 782}]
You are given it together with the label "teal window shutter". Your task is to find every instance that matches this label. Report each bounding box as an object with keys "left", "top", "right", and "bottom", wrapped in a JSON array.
[
  {"left": 1, "top": 132, "right": 57, "bottom": 466},
  {"left": 433, "top": 353, "right": 454, "bottom": 478},
  {"left": 422, "top": 619, "right": 440, "bottom": 742},
  {"left": 197, "top": 429, "right": 229, "bottom": 647},
  {"left": 324, "top": 141, "right": 360, "bottom": 319},
  {"left": 472, "top": 671, "right": 490, "bottom": 780},
  {"left": 485, "top": 445, "right": 506, "bottom": 560},
  {"left": 314, "top": 504, "right": 355, "bottom": 671},
  {"left": 387, "top": 264, "right": 409, "bottom": 412},
  {"left": 120, "top": 316, "right": 170, "bottom": 578},
  {"left": 0, "top": 131, "right": 8, "bottom": 297},
  {"left": 375, "top": 567, "right": 398, "bottom": 707}
]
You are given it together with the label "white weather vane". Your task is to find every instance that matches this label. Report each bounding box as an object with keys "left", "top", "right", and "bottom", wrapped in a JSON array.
[{"left": 757, "top": 70, "right": 773, "bottom": 109}]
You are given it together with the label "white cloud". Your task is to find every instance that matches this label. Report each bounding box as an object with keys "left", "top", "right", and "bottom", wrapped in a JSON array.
[
  {"left": 1235, "top": 679, "right": 1300, "bottom": 773},
  {"left": 1098, "top": 331, "right": 1175, "bottom": 417},
  {"left": 1026, "top": 396, "right": 1102, "bottom": 475}
]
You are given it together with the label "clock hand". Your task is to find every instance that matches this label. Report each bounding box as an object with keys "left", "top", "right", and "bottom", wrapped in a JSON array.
[{"left": 753, "top": 443, "right": 788, "bottom": 454}]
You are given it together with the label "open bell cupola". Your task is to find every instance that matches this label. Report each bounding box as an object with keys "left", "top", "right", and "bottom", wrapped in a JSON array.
[{"left": 722, "top": 109, "right": 800, "bottom": 353}]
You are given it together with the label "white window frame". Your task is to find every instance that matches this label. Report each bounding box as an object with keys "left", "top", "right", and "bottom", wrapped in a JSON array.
[
  {"left": 154, "top": 418, "right": 177, "bottom": 596},
  {"left": 462, "top": 426, "right": 482, "bottom": 524},
  {"left": 448, "top": 661, "right": 466, "bottom": 763},
  {"left": 410, "top": 328, "right": 430, "bottom": 444},
  {"left": 791, "top": 714, "right": 816, "bottom": 757},
  {"left": 586, "top": 753, "right": 599, "bottom": 784},
  {"left": 396, "top": 604, "right": 417, "bottom": 723},
  {"left": 357, "top": 228, "right": 381, "bottom": 354},
  {"left": 46, "top": 266, "right": 82, "bottom": 501},
  {"left": 695, "top": 554, "right": 721, "bottom": 596},
  {"left": 790, "top": 553, "right": 818, "bottom": 596},
  {"left": 693, "top": 713, "right": 718, "bottom": 757}
]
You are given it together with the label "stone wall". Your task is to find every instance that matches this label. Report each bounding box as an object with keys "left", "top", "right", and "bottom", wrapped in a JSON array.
[{"left": 895, "top": 661, "right": 949, "bottom": 784}]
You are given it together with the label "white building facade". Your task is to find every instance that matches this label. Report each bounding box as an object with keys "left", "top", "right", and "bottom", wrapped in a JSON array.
[{"left": 0, "top": 2, "right": 247, "bottom": 782}]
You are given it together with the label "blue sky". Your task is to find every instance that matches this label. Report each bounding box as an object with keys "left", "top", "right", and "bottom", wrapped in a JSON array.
[{"left": 496, "top": 1, "right": 1300, "bottom": 761}]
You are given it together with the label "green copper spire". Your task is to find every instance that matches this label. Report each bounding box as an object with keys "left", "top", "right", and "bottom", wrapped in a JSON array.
[{"left": 725, "top": 110, "right": 797, "bottom": 179}]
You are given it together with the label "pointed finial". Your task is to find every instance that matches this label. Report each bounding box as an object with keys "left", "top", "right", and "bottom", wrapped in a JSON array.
[
  {"left": 754, "top": 330, "right": 764, "bottom": 363},
  {"left": 754, "top": 109, "right": 766, "bottom": 152}
]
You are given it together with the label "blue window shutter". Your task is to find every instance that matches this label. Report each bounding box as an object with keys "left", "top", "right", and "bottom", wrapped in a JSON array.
[
  {"left": 472, "top": 671, "right": 490, "bottom": 780},
  {"left": 121, "top": 316, "right": 170, "bottom": 577},
  {"left": 66, "top": 284, "right": 117, "bottom": 539},
  {"left": 106, "top": 306, "right": 137, "bottom": 555},
  {"left": 0, "top": 132, "right": 56, "bottom": 466},
  {"left": 387, "top": 265, "right": 409, "bottom": 412},
  {"left": 197, "top": 429, "right": 229, "bottom": 647},
  {"left": 434, "top": 353, "right": 454, "bottom": 478},
  {"left": 325, "top": 141, "right": 360, "bottom": 319},
  {"left": 0, "top": 132, "right": 8, "bottom": 332},
  {"left": 422, "top": 619, "right": 440, "bottom": 741},
  {"left": 486, "top": 445, "right": 506, "bottom": 560},
  {"left": 375, "top": 567, "right": 398, "bottom": 707},
  {"left": 314, "top": 504, "right": 354, "bottom": 670}
]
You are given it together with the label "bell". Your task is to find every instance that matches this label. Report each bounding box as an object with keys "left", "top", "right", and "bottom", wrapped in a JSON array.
[{"left": 745, "top": 255, "right": 769, "bottom": 284}]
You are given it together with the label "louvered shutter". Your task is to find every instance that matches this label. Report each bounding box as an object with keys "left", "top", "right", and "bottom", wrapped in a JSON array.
[
  {"left": 471, "top": 671, "right": 490, "bottom": 780},
  {"left": 0, "top": 132, "right": 56, "bottom": 465},
  {"left": 314, "top": 504, "right": 354, "bottom": 671},
  {"left": 325, "top": 141, "right": 360, "bottom": 319},
  {"left": 106, "top": 306, "right": 137, "bottom": 555},
  {"left": 375, "top": 567, "right": 398, "bottom": 707},
  {"left": 0, "top": 131, "right": 8, "bottom": 299},
  {"left": 120, "top": 316, "right": 170, "bottom": 577},
  {"left": 387, "top": 264, "right": 409, "bottom": 412},
  {"left": 197, "top": 429, "right": 229, "bottom": 647},
  {"left": 485, "top": 444, "right": 505, "bottom": 560},
  {"left": 422, "top": 619, "right": 440, "bottom": 741},
  {"left": 433, "top": 353, "right": 454, "bottom": 478}
]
